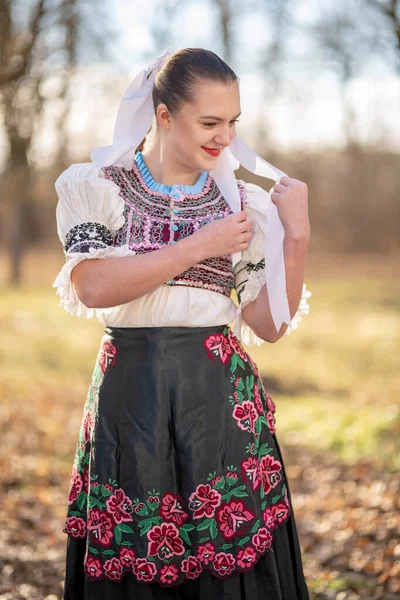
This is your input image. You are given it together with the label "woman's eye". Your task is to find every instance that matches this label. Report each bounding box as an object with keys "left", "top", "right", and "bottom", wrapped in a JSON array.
[{"left": 203, "top": 123, "right": 216, "bottom": 127}]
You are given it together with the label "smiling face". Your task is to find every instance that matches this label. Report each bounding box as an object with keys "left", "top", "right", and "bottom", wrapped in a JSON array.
[{"left": 156, "top": 79, "right": 241, "bottom": 173}]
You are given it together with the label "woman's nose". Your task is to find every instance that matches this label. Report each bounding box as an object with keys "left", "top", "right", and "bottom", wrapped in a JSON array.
[{"left": 213, "top": 129, "right": 232, "bottom": 147}]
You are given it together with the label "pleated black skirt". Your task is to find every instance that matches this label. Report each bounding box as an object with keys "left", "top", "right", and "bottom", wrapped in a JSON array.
[{"left": 62, "top": 324, "right": 309, "bottom": 599}]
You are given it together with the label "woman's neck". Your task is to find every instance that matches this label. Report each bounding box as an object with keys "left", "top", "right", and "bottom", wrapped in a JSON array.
[{"left": 141, "top": 143, "right": 203, "bottom": 187}]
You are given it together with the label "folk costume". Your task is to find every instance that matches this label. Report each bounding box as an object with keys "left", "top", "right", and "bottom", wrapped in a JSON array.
[{"left": 54, "top": 51, "right": 312, "bottom": 599}]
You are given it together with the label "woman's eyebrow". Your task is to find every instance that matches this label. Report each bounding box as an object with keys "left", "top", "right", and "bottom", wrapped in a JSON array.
[{"left": 199, "top": 112, "right": 242, "bottom": 121}]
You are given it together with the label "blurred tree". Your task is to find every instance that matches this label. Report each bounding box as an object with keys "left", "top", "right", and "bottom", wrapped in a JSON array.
[
  {"left": 0, "top": 0, "right": 115, "bottom": 284},
  {"left": 368, "top": 0, "right": 400, "bottom": 68}
]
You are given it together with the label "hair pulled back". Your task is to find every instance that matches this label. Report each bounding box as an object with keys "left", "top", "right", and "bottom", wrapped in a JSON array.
[{"left": 136, "top": 48, "right": 238, "bottom": 152}]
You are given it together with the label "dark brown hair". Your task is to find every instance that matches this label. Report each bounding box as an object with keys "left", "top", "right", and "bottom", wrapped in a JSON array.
[{"left": 136, "top": 48, "right": 238, "bottom": 152}]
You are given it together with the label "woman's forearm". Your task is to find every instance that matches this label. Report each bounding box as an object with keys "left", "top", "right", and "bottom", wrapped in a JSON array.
[
  {"left": 241, "top": 234, "right": 310, "bottom": 343},
  {"left": 71, "top": 235, "right": 205, "bottom": 309}
]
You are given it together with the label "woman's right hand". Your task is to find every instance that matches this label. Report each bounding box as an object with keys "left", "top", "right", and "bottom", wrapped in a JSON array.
[{"left": 193, "top": 211, "right": 254, "bottom": 260}]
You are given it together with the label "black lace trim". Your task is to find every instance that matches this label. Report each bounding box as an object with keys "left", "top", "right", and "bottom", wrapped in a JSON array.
[
  {"left": 64, "top": 222, "right": 113, "bottom": 254},
  {"left": 236, "top": 258, "right": 265, "bottom": 304}
]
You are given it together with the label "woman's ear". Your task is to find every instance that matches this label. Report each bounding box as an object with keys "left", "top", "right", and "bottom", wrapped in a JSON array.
[{"left": 156, "top": 103, "right": 172, "bottom": 130}]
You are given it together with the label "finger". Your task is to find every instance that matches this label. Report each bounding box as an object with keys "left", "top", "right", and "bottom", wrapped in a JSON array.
[
  {"left": 279, "top": 175, "right": 291, "bottom": 186},
  {"left": 272, "top": 184, "right": 286, "bottom": 194}
]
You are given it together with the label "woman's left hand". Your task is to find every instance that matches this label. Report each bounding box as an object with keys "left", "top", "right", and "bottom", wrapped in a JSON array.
[{"left": 270, "top": 176, "right": 310, "bottom": 241}]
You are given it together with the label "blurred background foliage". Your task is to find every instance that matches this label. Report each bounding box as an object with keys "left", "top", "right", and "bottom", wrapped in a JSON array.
[{"left": 0, "top": 0, "right": 399, "bottom": 598}]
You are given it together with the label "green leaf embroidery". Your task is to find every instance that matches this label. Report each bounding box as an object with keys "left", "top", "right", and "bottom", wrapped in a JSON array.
[
  {"left": 238, "top": 536, "right": 250, "bottom": 546},
  {"left": 271, "top": 495, "right": 281, "bottom": 503},
  {"left": 69, "top": 511, "right": 82, "bottom": 517},
  {"left": 199, "top": 536, "right": 210, "bottom": 543},
  {"left": 230, "top": 354, "right": 238, "bottom": 373},
  {"left": 237, "top": 379, "right": 245, "bottom": 391},
  {"left": 221, "top": 543, "right": 233, "bottom": 550},
  {"left": 210, "top": 519, "right": 218, "bottom": 539},
  {"left": 89, "top": 547, "right": 99, "bottom": 554},
  {"left": 180, "top": 527, "right": 192, "bottom": 546},
  {"left": 181, "top": 524, "right": 196, "bottom": 532},
  {"left": 258, "top": 444, "right": 273, "bottom": 457},
  {"left": 236, "top": 356, "right": 246, "bottom": 370},
  {"left": 214, "top": 476, "right": 226, "bottom": 490},
  {"left": 121, "top": 541, "right": 134, "bottom": 546},
  {"left": 118, "top": 524, "right": 134, "bottom": 534},
  {"left": 260, "top": 485, "right": 265, "bottom": 499},
  {"left": 103, "top": 549, "right": 115, "bottom": 555},
  {"left": 77, "top": 492, "right": 87, "bottom": 511},
  {"left": 196, "top": 520, "right": 212, "bottom": 531},
  {"left": 101, "top": 485, "right": 113, "bottom": 498},
  {"left": 261, "top": 501, "right": 267, "bottom": 510},
  {"left": 184, "top": 549, "right": 191, "bottom": 559},
  {"left": 251, "top": 519, "right": 260, "bottom": 533},
  {"left": 114, "top": 526, "right": 122, "bottom": 545}
]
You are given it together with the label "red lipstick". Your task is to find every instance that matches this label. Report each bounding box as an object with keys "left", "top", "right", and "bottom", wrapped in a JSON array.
[{"left": 202, "top": 147, "right": 221, "bottom": 157}]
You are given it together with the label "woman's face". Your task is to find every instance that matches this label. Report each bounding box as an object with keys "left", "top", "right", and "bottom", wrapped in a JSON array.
[{"left": 161, "top": 79, "right": 241, "bottom": 173}]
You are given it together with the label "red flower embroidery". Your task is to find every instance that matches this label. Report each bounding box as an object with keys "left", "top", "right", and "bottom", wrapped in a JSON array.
[
  {"left": 181, "top": 556, "right": 203, "bottom": 579},
  {"left": 213, "top": 551, "right": 235, "bottom": 577},
  {"left": 258, "top": 455, "right": 282, "bottom": 495},
  {"left": 85, "top": 555, "right": 103, "bottom": 579},
  {"left": 82, "top": 467, "right": 89, "bottom": 494},
  {"left": 160, "top": 563, "right": 179, "bottom": 585},
  {"left": 266, "top": 394, "right": 276, "bottom": 414},
  {"left": 147, "top": 522, "right": 185, "bottom": 559},
  {"left": 226, "top": 471, "right": 238, "bottom": 483},
  {"left": 106, "top": 488, "right": 133, "bottom": 524},
  {"left": 160, "top": 492, "right": 189, "bottom": 526},
  {"left": 119, "top": 547, "right": 136, "bottom": 567},
  {"left": 82, "top": 409, "right": 94, "bottom": 444},
  {"left": 99, "top": 341, "right": 117, "bottom": 373},
  {"left": 227, "top": 329, "right": 248, "bottom": 361},
  {"left": 241, "top": 457, "right": 261, "bottom": 491},
  {"left": 65, "top": 516, "right": 86, "bottom": 538},
  {"left": 236, "top": 546, "right": 257, "bottom": 569},
  {"left": 232, "top": 401, "right": 258, "bottom": 433},
  {"left": 263, "top": 502, "right": 290, "bottom": 529},
  {"left": 253, "top": 385, "right": 264, "bottom": 415},
  {"left": 68, "top": 465, "right": 83, "bottom": 504},
  {"left": 134, "top": 502, "right": 145, "bottom": 514},
  {"left": 212, "top": 475, "right": 223, "bottom": 486},
  {"left": 132, "top": 558, "right": 157, "bottom": 582},
  {"left": 267, "top": 411, "right": 276, "bottom": 434},
  {"left": 148, "top": 495, "right": 160, "bottom": 506},
  {"left": 88, "top": 509, "right": 114, "bottom": 546},
  {"left": 104, "top": 557, "right": 123, "bottom": 582},
  {"left": 104, "top": 483, "right": 114, "bottom": 492},
  {"left": 252, "top": 527, "right": 273, "bottom": 553},
  {"left": 196, "top": 542, "right": 216, "bottom": 565},
  {"left": 188, "top": 484, "right": 222, "bottom": 519},
  {"left": 204, "top": 333, "right": 232, "bottom": 365},
  {"left": 216, "top": 500, "right": 255, "bottom": 540}
]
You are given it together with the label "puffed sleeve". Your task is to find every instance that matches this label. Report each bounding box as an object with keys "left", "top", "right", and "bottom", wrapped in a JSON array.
[
  {"left": 52, "top": 162, "right": 132, "bottom": 318},
  {"left": 233, "top": 182, "right": 312, "bottom": 346}
]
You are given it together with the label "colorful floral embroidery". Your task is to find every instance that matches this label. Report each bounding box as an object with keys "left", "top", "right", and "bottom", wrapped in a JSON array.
[
  {"left": 63, "top": 325, "right": 291, "bottom": 586},
  {"left": 99, "top": 340, "right": 117, "bottom": 373}
]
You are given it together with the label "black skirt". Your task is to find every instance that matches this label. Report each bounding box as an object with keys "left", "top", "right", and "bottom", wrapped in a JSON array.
[{"left": 63, "top": 324, "right": 310, "bottom": 600}]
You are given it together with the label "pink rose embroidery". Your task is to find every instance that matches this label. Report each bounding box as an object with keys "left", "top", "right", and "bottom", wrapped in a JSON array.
[
  {"left": 263, "top": 502, "right": 290, "bottom": 529},
  {"left": 132, "top": 558, "right": 157, "bottom": 582},
  {"left": 216, "top": 500, "right": 255, "bottom": 540},
  {"left": 196, "top": 542, "right": 216, "bottom": 565},
  {"left": 119, "top": 547, "right": 136, "bottom": 567},
  {"left": 68, "top": 465, "right": 83, "bottom": 504},
  {"left": 147, "top": 522, "right": 185, "bottom": 559},
  {"left": 106, "top": 488, "right": 133, "bottom": 523},
  {"left": 188, "top": 484, "right": 222, "bottom": 519},
  {"left": 64, "top": 516, "right": 86, "bottom": 538},
  {"left": 258, "top": 455, "right": 282, "bottom": 495},
  {"left": 99, "top": 341, "right": 117, "bottom": 373},
  {"left": 252, "top": 527, "right": 273, "bottom": 553},
  {"left": 232, "top": 401, "right": 258, "bottom": 434},
  {"left": 87, "top": 509, "right": 114, "bottom": 546},
  {"left": 241, "top": 456, "right": 261, "bottom": 492},
  {"left": 204, "top": 333, "right": 232, "bottom": 365},
  {"left": 104, "top": 557, "right": 123, "bottom": 582},
  {"left": 227, "top": 329, "right": 248, "bottom": 361},
  {"left": 85, "top": 555, "right": 103, "bottom": 579},
  {"left": 160, "top": 492, "right": 189, "bottom": 526},
  {"left": 160, "top": 563, "right": 179, "bottom": 585},
  {"left": 236, "top": 546, "right": 257, "bottom": 569},
  {"left": 181, "top": 556, "right": 203, "bottom": 579},
  {"left": 213, "top": 551, "right": 236, "bottom": 577},
  {"left": 253, "top": 384, "right": 264, "bottom": 415}
]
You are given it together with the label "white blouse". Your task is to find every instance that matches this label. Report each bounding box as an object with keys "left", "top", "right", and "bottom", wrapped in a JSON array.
[{"left": 53, "top": 161, "right": 312, "bottom": 346}]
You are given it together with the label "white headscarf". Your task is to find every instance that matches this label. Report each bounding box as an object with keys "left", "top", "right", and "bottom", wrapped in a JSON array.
[{"left": 91, "top": 51, "right": 290, "bottom": 333}]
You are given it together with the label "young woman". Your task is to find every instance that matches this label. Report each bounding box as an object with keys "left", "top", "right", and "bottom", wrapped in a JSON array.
[{"left": 54, "top": 48, "right": 312, "bottom": 599}]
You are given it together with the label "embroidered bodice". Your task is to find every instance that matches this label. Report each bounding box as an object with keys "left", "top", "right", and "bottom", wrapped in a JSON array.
[
  {"left": 52, "top": 156, "right": 312, "bottom": 345},
  {"left": 102, "top": 154, "right": 246, "bottom": 298}
]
